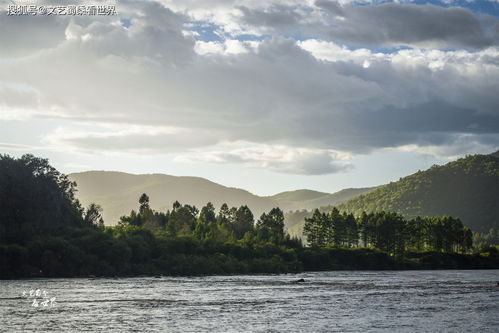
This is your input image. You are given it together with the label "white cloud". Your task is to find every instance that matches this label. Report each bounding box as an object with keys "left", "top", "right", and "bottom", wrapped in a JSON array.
[
  {"left": 194, "top": 41, "right": 225, "bottom": 55},
  {"left": 391, "top": 133, "right": 499, "bottom": 160},
  {"left": 298, "top": 39, "right": 383, "bottom": 64},
  {"left": 41, "top": 124, "right": 219, "bottom": 155},
  {"left": 176, "top": 142, "right": 353, "bottom": 175},
  {"left": 194, "top": 39, "right": 259, "bottom": 55},
  {"left": 0, "top": 142, "right": 35, "bottom": 150}
]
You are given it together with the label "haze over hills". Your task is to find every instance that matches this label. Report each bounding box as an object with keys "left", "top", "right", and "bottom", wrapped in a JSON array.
[
  {"left": 267, "top": 188, "right": 376, "bottom": 212},
  {"left": 268, "top": 189, "right": 329, "bottom": 203},
  {"left": 272, "top": 188, "right": 377, "bottom": 237},
  {"left": 69, "top": 171, "right": 373, "bottom": 225}
]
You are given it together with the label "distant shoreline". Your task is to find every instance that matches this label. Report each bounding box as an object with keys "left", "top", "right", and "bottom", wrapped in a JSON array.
[{"left": 3, "top": 248, "right": 498, "bottom": 280}]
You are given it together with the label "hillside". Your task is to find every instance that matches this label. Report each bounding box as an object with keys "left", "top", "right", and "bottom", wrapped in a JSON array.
[
  {"left": 69, "top": 171, "right": 371, "bottom": 225},
  {"left": 338, "top": 153, "right": 499, "bottom": 232}
]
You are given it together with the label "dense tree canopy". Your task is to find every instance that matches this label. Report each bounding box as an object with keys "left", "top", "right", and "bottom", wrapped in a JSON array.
[
  {"left": 118, "top": 195, "right": 289, "bottom": 246},
  {"left": 304, "top": 208, "right": 473, "bottom": 254},
  {"left": 337, "top": 154, "right": 499, "bottom": 232},
  {"left": 0, "top": 154, "right": 85, "bottom": 243}
]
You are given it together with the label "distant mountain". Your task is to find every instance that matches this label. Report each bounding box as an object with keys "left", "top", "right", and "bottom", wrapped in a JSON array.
[
  {"left": 70, "top": 171, "right": 277, "bottom": 225},
  {"left": 268, "top": 189, "right": 329, "bottom": 203},
  {"left": 306, "top": 188, "right": 377, "bottom": 209},
  {"left": 69, "top": 171, "right": 371, "bottom": 225},
  {"left": 338, "top": 152, "right": 499, "bottom": 232},
  {"left": 267, "top": 187, "right": 375, "bottom": 212}
]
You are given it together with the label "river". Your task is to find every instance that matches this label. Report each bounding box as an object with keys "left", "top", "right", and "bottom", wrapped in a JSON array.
[{"left": 1, "top": 270, "right": 498, "bottom": 332}]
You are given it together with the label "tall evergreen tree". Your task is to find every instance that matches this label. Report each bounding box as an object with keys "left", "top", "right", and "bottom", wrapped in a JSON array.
[
  {"left": 256, "top": 207, "right": 285, "bottom": 244},
  {"left": 233, "top": 205, "right": 254, "bottom": 239}
]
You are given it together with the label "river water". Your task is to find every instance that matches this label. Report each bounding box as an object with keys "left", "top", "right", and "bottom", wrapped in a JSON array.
[{"left": 1, "top": 270, "right": 498, "bottom": 332}]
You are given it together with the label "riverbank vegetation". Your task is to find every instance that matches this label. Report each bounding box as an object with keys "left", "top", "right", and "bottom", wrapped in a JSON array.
[
  {"left": 1, "top": 154, "right": 497, "bottom": 279},
  {"left": 303, "top": 208, "right": 473, "bottom": 254}
]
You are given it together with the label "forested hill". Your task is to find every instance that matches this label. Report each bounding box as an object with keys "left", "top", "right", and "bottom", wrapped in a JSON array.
[{"left": 338, "top": 152, "right": 499, "bottom": 232}]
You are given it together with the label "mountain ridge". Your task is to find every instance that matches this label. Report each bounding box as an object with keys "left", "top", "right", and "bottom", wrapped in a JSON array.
[{"left": 69, "top": 171, "right": 372, "bottom": 225}]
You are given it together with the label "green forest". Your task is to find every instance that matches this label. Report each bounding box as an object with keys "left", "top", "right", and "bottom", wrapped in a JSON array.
[
  {"left": 1, "top": 154, "right": 497, "bottom": 279},
  {"left": 338, "top": 153, "right": 499, "bottom": 232},
  {"left": 304, "top": 208, "right": 472, "bottom": 253},
  {"left": 286, "top": 152, "right": 499, "bottom": 237}
]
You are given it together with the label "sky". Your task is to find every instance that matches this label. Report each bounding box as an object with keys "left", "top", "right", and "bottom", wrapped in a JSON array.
[{"left": 0, "top": 0, "right": 498, "bottom": 196}]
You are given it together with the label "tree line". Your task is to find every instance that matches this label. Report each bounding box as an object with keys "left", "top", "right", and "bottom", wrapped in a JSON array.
[
  {"left": 473, "top": 228, "right": 499, "bottom": 251},
  {"left": 117, "top": 193, "right": 298, "bottom": 247},
  {"left": 1, "top": 154, "right": 496, "bottom": 279},
  {"left": 304, "top": 208, "right": 473, "bottom": 254}
]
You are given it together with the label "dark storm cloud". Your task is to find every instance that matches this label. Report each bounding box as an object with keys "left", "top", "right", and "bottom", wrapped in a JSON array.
[
  {"left": 0, "top": 14, "right": 67, "bottom": 57},
  {"left": 317, "top": 2, "right": 498, "bottom": 49},
  {"left": 237, "top": 1, "right": 498, "bottom": 49},
  {"left": 314, "top": 0, "right": 344, "bottom": 17},
  {"left": 295, "top": 100, "right": 499, "bottom": 153},
  {"left": 237, "top": 5, "right": 304, "bottom": 30}
]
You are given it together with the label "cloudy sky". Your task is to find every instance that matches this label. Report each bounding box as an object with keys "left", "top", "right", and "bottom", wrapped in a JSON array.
[{"left": 1, "top": 0, "right": 498, "bottom": 195}]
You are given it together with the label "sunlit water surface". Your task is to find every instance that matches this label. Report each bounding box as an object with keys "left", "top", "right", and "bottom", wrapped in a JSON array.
[{"left": 1, "top": 270, "right": 498, "bottom": 332}]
